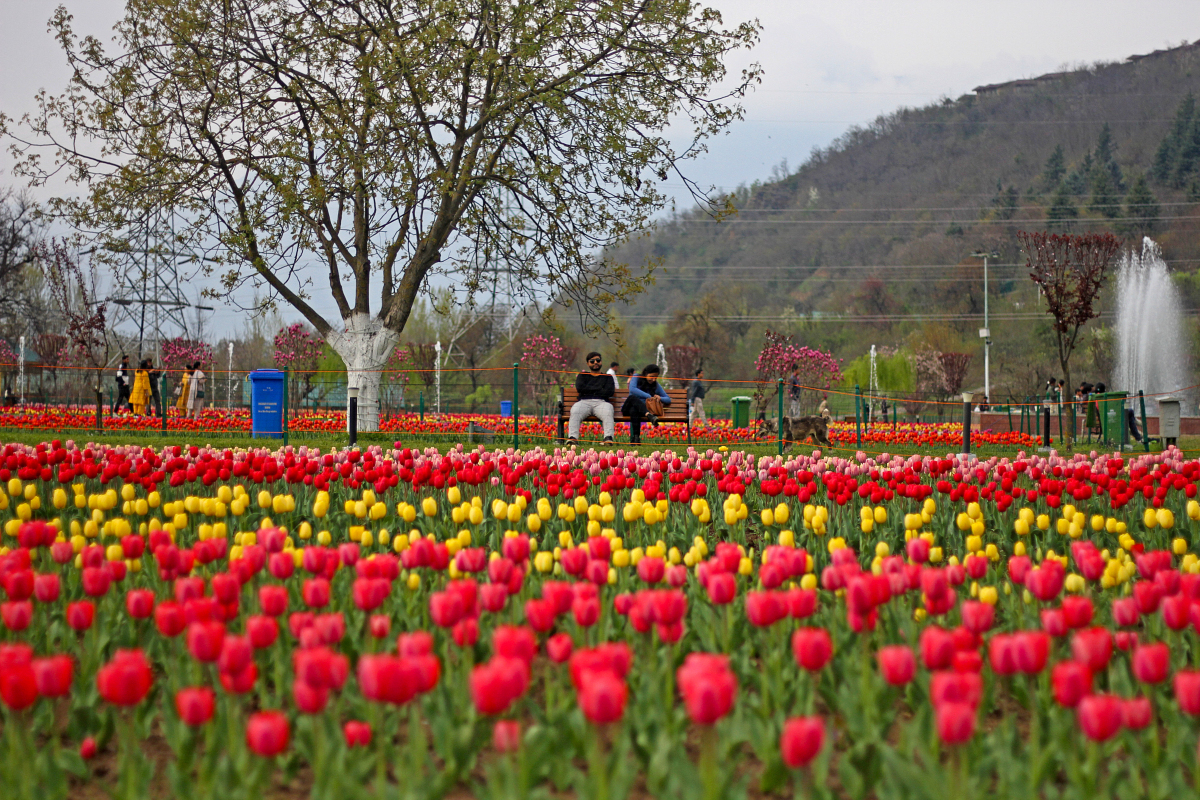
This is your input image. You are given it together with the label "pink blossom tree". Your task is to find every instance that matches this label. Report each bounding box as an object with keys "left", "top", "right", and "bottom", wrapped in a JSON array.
[
  {"left": 273, "top": 323, "right": 324, "bottom": 406},
  {"left": 520, "top": 334, "right": 575, "bottom": 407},
  {"left": 753, "top": 330, "right": 842, "bottom": 417},
  {"left": 161, "top": 337, "right": 215, "bottom": 374}
]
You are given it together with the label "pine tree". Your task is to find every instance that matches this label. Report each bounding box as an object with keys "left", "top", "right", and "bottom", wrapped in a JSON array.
[
  {"left": 1174, "top": 113, "right": 1200, "bottom": 187},
  {"left": 1093, "top": 123, "right": 1124, "bottom": 190},
  {"left": 1064, "top": 151, "right": 1093, "bottom": 196},
  {"left": 1047, "top": 183, "right": 1078, "bottom": 228},
  {"left": 1088, "top": 167, "right": 1121, "bottom": 218},
  {"left": 1042, "top": 145, "right": 1066, "bottom": 188},
  {"left": 1122, "top": 174, "right": 1160, "bottom": 237},
  {"left": 1152, "top": 94, "right": 1195, "bottom": 183},
  {"left": 991, "top": 181, "right": 1018, "bottom": 220}
]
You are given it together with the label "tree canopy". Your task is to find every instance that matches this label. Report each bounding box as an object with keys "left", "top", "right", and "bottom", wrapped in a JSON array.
[{"left": 5, "top": 0, "right": 761, "bottom": 349}]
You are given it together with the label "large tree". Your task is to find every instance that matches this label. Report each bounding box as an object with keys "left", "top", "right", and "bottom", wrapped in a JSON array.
[{"left": 6, "top": 0, "right": 760, "bottom": 428}]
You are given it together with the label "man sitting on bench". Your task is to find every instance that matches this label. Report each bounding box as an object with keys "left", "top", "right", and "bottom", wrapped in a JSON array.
[
  {"left": 623, "top": 364, "right": 672, "bottom": 445},
  {"left": 568, "top": 352, "right": 616, "bottom": 446}
]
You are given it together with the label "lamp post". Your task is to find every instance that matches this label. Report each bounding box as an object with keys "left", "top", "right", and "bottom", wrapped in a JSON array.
[
  {"left": 971, "top": 250, "right": 999, "bottom": 405},
  {"left": 348, "top": 386, "right": 359, "bottom": 448}
]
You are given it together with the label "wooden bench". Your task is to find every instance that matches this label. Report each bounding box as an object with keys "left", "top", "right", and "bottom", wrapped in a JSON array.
[{"left": 556, "top": 384, "right": 691, "bottom": 443}]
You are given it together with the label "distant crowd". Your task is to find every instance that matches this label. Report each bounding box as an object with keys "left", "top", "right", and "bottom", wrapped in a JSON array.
[{"left": 111, "top": 355, "right": 207, "bottom": 419}]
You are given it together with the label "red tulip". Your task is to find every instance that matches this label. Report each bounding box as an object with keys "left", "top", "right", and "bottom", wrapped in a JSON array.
[
  {"left": 211, "top": 572, "right": 239, "bottom": 605},
  {"left": 745, "top": 591, "right": 787, "bottom": 627},
  {"left": 33, "top": 573, "right": 60, "bottom": 604},
  {"left": 154, "top": 601, "right": 186, "bottom": 637},
  {"left": 452, "top": 618, "right": 479, "bottom": 647},
  {"left": 780, "top": 716, "right": 825, "bottom": 768},
  {"left": 357, "top": 654, "right": 416, "bottom": 705},
  {"left": 398, "top": 631, "right": 434, "bottom": 657},
  {"left": 1132, "top": 642, "right": 1170, "bottom": 684},
  {"left": 1051, "top": 661, "right": 1092, "bottom": 708},
  {"left": 578, "top": 669, "right": 628, "bottom": 724},
  {"left": 960, "top": 601, "right": 994, "bottom": 634},
  {"left": 3, "top": 569, "right": 33, "bottom": 601},
  {"left": 493, "top": 625, "right": 537, "bottom": 665},
  {"left": 368, "top": 614, "right": 391, "bottom": 638},
  {"left": 1121, "top": 696, "right": 1153, "bottom": 730},
  {"left": 920, "top": 626, "right": 955, "bottom": 670},
  {"left": 293, "top": 676, "right": 330, "bottom": 713},
  {"left": 1133, "top": 581, "right": 1162, "bottom": 615},
  {"left": 31, "top": 655, "right": 73, "bottom": 697},
  {"left": 930, "top": 671, "right": 983, "bottom": 709},
  {"left": 1013, "top": 631, "right": 1050, "bottom": 674},
  {"left": 302, "top": 578, "right": 331, "bottom": 609},
  {"left": 2, "top": 601, "right": 32, "bottom": 631},
  {"left": 677, "top": 653, "right": 737, "bottom": 724},
  {"left": 96, "top": 649, "right": 153, "bottom": 706},
  {"left": 877, "top": 646, "right": 916, "bottom": 686},
  {"left": 637, "top": 556, "right": 665, "bottom": 584},
  {"left": 1175, "top": 669, "right": 1200, "bottom": 715},
  {"left": 80, "top": 737, "right": 96, "bottom": 760},
  {"left": 480, "top": 584, "right": 508, "bottom": 613},
  {"left": 221, "top": 662, "right": 258, "bottom": 694},
  {"left": 786, "top": 588, "right": 817, "bottom": 619},
  {"left": 1113, "top": 597, "right": 1140, "bottom": 627},
  {"left": 246, "top": 615, "right": 278, "bottom": 649},
  {"left": 706, "top": 572, "right": 737, "bottom": 605},
  {"left": 1070, "top": 628, "right": 1112, "bottom": 673},
  {"left": 125, "top": 589, "right": 155, "bottom": 619},
  {"left": 0, "top": 661, "right": 36, "bottom": 710},
  {"left": 546, "top": 633, "right": 574, "bottom": 663},
  {"left": 1076, "top": 694, "right": 1123, "bottom": 742},
  {"left": 935, "top": 702, "right": 976, "bottom": 745},
  {"left": 470, "top": 657, "right": 529, "bottom": 716},
  {"left": 523, "top": 599, "right": 556, "bottom": 633},
  {"left": 175, "top": 687, "right": 216, "bottom": 726},
  {"left": 81, "top": 567, "right": 111, "bottom": 598},
  {"left": 1061, "top": 596, "right": 1094, "bottom": 629},
  {"left": 492, "top": 719, "right": 521, "bottom": 752},
  {"left": 343, "top": 720, "right": 372, "bottom": 747},
  {"left": 1040, "top": 608, "right": 1067, "bottom": 637},
  {"left": 430, "top": 590, "right": 465, "bottom": 628},
  {"left": 186, "top": 620, "right": 225, "bottom": 663},
  {"left": 792, "top": 628, "right": 833, "bottom": 672},
  {"left": 218, "top": 634, "right": 253, "bottom": 676},
  {"left": 259, "top": 585, "right": 288, "bottom": 617},
  {"left": 1162, "top": 594, "right": 1191, "bottom": 631},
  {"left": 246, "top": 711, "right": 290, "bottom": 757},
  {"left": 67, "top": 600, "right": 95, "bottom": 632},
  {"left": 569, "top": 644, "right": 633, "bottom": 689}
]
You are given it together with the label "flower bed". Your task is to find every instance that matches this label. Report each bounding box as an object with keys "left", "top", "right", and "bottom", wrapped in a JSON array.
[
  {"left": 0, "top": 438, "right": 1197, "bottom": 798},
  {"left": 0, "top": 405, "right": 1040, "bottom": 449}
]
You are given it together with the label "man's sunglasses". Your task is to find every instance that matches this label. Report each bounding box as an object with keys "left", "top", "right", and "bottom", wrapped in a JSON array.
[{"left": 588, "top": 358, "right": 602, "bottom": 364}]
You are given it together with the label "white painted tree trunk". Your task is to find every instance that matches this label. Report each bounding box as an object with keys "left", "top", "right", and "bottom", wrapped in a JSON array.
[{"left": 327, "top": 313, "right": 400, "bottom": 432}]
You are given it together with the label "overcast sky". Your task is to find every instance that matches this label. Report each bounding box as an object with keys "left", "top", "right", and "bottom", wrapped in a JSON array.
[{"left": 1, "top": 0, "right": 1194, "bottom": 338}]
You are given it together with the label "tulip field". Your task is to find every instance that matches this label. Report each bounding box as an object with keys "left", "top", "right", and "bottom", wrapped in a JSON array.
[
  {"left": 3, "top": 438, "right": 1200, "bottom": 799},
  {"left": 0, "top": 404, "right": 1040, "bottom": 450}
]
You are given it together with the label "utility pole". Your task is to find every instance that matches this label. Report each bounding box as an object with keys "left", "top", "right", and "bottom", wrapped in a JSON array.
[{"left": 972, "top": 250, "right": 999, "bottom": 405}]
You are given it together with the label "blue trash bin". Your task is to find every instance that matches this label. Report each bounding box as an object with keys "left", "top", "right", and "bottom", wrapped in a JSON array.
[
  {"left": 499, "top": 400, "right": 512, "bottom": 417},
  {"left": 249, "top": 369, "right": 285, "bottom": 438}
]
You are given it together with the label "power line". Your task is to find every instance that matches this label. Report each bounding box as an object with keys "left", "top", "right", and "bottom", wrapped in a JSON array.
[{"left": 669, "top": 214, "right": 1200, "bottom": 225}]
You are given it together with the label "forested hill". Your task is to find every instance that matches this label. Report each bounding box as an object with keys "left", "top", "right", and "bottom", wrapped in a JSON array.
[{"left": 605, "top": 40, "right": 1200, "bottom": 399}]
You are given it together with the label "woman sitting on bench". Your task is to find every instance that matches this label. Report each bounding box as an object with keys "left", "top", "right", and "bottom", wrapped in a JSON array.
[{"left": 623, "top": 364, "right": 671, "bottom": 444}]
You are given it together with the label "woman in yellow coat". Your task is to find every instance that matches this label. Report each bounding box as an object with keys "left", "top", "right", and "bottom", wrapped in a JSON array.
[
  {"left": 129, "top": 360, "right": 151, "bottom": 415},
  {"left": 175, "top": 364, "right": 191, "bottom": 415}
]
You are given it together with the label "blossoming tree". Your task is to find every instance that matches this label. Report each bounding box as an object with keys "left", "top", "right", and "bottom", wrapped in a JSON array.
[
  {"left": 520, "top": 334, "right": 575, "bottom": 408},
  {"left": 753, "top": 331, "right": 842, "bottom": 418},
  {"left": 273, "top": 323, "right": 324, "bottom": 408}
]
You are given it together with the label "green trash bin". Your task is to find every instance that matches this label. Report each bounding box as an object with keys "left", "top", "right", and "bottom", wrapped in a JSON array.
[
  {"left": 731, "top": 396, "right": 751, "bottom": 428},
  {"left": 1095, "top": 391, "right": 1128, "bottom": 445}
]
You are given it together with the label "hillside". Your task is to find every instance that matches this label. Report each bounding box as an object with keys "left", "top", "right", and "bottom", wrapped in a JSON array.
[{"left": 602, "top": 41, "right": 1200, "bottom": 403}]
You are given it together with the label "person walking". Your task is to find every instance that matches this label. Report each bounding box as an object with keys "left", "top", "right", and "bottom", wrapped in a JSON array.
[
  {"left": 622, "top": 364, "right": 671, "bottom": 445},
  {"left": 113, "top": 355, "right": 132, "bottom": 414},
  {"left": 688, "top": 368, "right": 707, "bottom": 425},
  {"left": 624, "top": 367, "right": 636, "bottom": 388},
  {"left": 147, "top": 360, "right": 162, "bottom": 417},
  {"left": 567, "top": 352, "right": 615, "bottom": 446},
  {"left": 788, "top": 365, "right": 803, "bottom": 417},
  {"left": 607, "top": 361, "right": 620, "bottom": 392},
  {"left": 188, "top": 362, "right": 207, "bottom": 419},
  {"left": 174, "top": 364, "right": 192, "bottom": 416},
  {"left": 129, "top": 359, "right": 151, "bottom": 415}
]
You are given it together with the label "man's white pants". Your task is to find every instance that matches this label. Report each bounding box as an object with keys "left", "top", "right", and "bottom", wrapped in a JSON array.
[{"left": 568, "top": 398, "right": 615, "bottom": 439}]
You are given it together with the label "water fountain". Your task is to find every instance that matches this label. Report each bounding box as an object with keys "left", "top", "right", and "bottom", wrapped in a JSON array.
[{"left": 1113, "top": 237, "right": 1191, "bottom": 410}]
